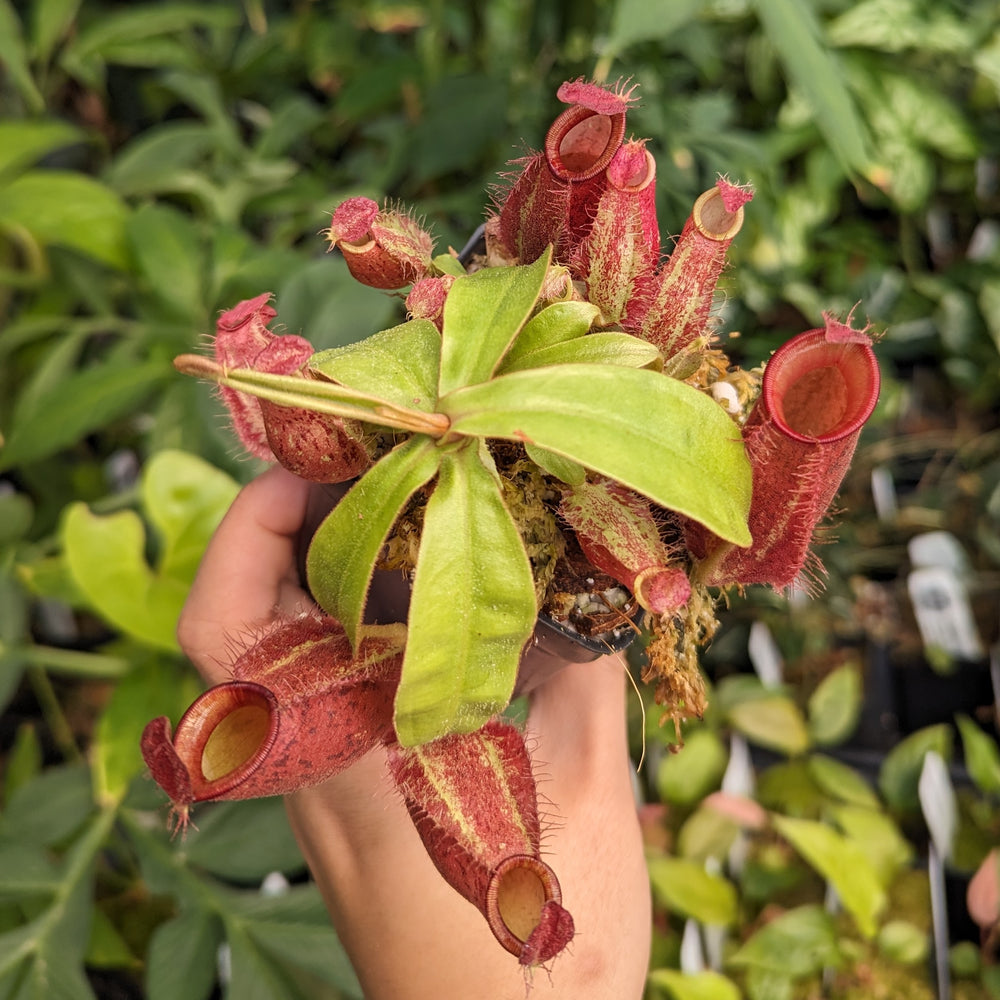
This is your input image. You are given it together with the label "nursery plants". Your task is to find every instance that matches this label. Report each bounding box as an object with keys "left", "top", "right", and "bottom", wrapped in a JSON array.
[{"left": 141, "top": 78, "right": 880, "bottom": 967}]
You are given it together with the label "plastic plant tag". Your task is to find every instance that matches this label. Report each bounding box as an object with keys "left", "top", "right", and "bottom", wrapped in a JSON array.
[
  {"left": 680, "top": 919, "right": 706, "bottom": 974},
  {"left": 908, "top": 530, "right": 972, "bottom": 575},
  {"left": 918, "top": 750, "right": 957, "bottom": 863},
  {"left": 921, "top": 750, "right": 955, "bottom": 1000},
  {"left": 748, "top": 621, "right": 783, "bottom": 689},
  {"left": 907, "top": 565, "right": 984, "bottom": 662},
  {"left": 870, "top": 465, "right": 899, "bottom": 522}
]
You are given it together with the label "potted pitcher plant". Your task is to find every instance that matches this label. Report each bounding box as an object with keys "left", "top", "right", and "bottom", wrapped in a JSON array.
[{"left": 140, "top": 78, "right": 880, "bottom": 968}]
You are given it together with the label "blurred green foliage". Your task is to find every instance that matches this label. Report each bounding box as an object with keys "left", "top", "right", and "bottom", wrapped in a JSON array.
[{"left": 1, "top": 0, "right": 998, "bottom": 996}]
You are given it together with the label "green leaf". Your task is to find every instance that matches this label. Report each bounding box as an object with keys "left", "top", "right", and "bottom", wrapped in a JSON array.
[
  {"left": 146, "top": 909, "right": 222, "bottom": 1000},
  {"left": 878, "top": 723, "right": 952, "bottom": 812},
  {"left": 0, "top": 170, "right": 130, "bottom": 268},
  {"left": 311, "top": 319, "right": 442, "bottom": 412},
  {"left": 0, "top": 0, "right": 44, "bottom": 113},
  {"left": 62, "top": 504, "right": 187, "bottom": 652},
  {"left": 0, "top": 121, "right": 83, "bottom": 180},
  {"left": 728, "top": 695, "right": 810, "bottom": 756},
  {"left": 125, "top": 203, "right": 206, "bottom": 320},
  {"left": 442, "top": 365, "right": 752, "bottom": 545},
  {"left": 499, "top": 330, "right": 661, "bottom": 374},
  {"left": 602, "top": 0, "right": 703, "bottom": 58},
  {"left": 141, "top": 449, "right": 239, "bottom": 583},
  {"left": 93, "top": 656, "right": 199, "bottom": 804},
  {"left": 523, "top": 444, "right": 586, "bottom": 485},
  {"left": 0, "top": 359, "right": 167, "bottom": 471},
  {"left": 394, "top": 443, "right": 538, "bottom": 745},
  {"left": 30, "top": 0, "right": 83, "bottom": 66},
  {"left": 676, "top": 805, "right": 741, "bottom": 864},
  {"left": 104, "top": 121, "right": 215, "bottom": 196},
  {"left": 807, "top": 753, "right": 879, "bottom": 809},
  {"left": 752, "top": 0, "right": 873, "bottom": 175},
  {"left": 956, "top": 714, "right": 1000, "bottom": 796},
  {"left": 0, "top": 764, "right": 94, "bottom": 846},
  {"left": 500, "top": 300, "right": 601, "bottom": 370},
  {"left": 647, "top": 856, "right": 738, "bottom": 926},
  {"left": 438, "top": 249, "right": 550, "bottom": 395},
  {"left": 306, "top": 436, "right": 441, "bottom": 645},
  {"left": 647, "top": 969, "right": 741, "bottom": 1000},
  {"left": 657, "top": 727, "right": 727, "bottom": 805},
  {"left": 729, "top": 904, "right": 840, "bottom": 977},
  {"left": 183, "top": 799, "right": 306, "bottom": 881},
  {"left": 829, "top": 804, "right": 913, "bottom": 886},
  {"left": 247, "top": 919, "right": 362, "bottom": 996},
  {"left": 66, "top": 3, "right": 237, "bottom": 62},
  {"left": 773, "top": 814, "right": 887, "bottom": 937},
  {"left": 877, "top": 919, "right": 929, "bottom": 965},
  {"left": 807, "top": 661, "right": 862, "bottom": 745}
]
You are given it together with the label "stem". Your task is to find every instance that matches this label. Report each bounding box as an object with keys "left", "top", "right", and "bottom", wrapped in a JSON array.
[
  {"left": 23, "top": 644, "right": 130, "bottom": 679},
  {"left": 27, "top": 666, "right": 85, "bottom": 764}
]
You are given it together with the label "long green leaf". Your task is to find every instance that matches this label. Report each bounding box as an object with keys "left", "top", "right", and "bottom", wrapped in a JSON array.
[
  {"left": 0, "top": 170, "right": 130, "bottom": 268},
  {"left": 438, "top": 248, "right": 550, "bottom": 395},
  {"left": 394, "top": 443, "right": 537, "bottom": 746},
  {"left": 306, "top": 436, "right": 441, "bottom": 645},
  {"left": 773, "top": 815, "right": 886, "bottom": 938},
  {"left": 441, "top": 365, "right": 752, "bottom": 546},
  {"left": 498, "top": 330, "right": 660, "bottom": 374},
  {"left": 753, "top": 0, "right": 873, "bottom": 175},
  {"left": 178, "top": 359, "right": 449, "bottom": 436},
  {"left": 310, "top": 319, "right": 442, "bottom": 412}
]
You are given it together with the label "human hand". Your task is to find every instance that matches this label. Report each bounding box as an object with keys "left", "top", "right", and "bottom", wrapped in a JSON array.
[{"left": 177, "top": 464, "right": 651, "bottom": 999}]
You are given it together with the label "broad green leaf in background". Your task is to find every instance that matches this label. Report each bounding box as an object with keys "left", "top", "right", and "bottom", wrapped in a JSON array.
[
  {"left": 146, "top": 908, "right": 222, "bottom": 1000},
  {"left": 0, "top": 171, "right": 131, "bottom": 268},
  {"left": 182, "top": 799, "right": 306, "bottom": 882},
  {"left": 437, "top": 248, "right": 550, "bottom": 395},
  {"left": 728, "top": 694, "right": 810, "bottom": 756},
  {"left": 878, "top": 723, "right": 952, "bottom": 812},
  {"left": 394, "top": 443, "right": 537, "bottom": 745},
  {"left": 657, "top": 727, "right": 728, "bottom": 805},
  {"left": 31, "top": 0, "right": 84, "bottom": 66},
  {"left": 773, "top": 814, "right": 886, "bottom": 937},
  {"left": 442, "top": 365, "right": 752, "bottom": 546},
  {"left": 0, "top": 120, "right": 83, "bottom": 179},
  {"left": 141, "top": 449, "right": 239, "bottom": 582},
  {"left": 63, "top": 503, "right": 189, "bottom": 652},
  {"left": 729, "top": 904, "right": 841, "bottom": 978},
  {"left": 63, "top": 451, "right": 236, "bottom": 652},
  {"left": 956, "top": 714, "right": 1000, "bottom": 797},
  {"left": 647, "top": 855, "right": 738, "bottom": 926},
  {"left": 125, "top": 202, "right": 208, "bottom": 321},
  {"left": 807, "top": 753, "right": 880, "bottom": 809},
  {"left": 0, "top": 0, "right": 45, "bottom": 112},
  {"left": 311, "top": 319, "right": 442, "bottom": 412},
  {"left": 877, "top": 919, "right": 929, "bottom": 965},
  {"left": 0, "top": 359, "right": 167, "bottom": 472},
  {"left": 93, "top": 655, "right": 200, "bottom": 804},
  {"left": 830, "top": 805, "right": 913, "bottom": 888},
  {"left": 647, "top": 968, "right": 742, "bottom": 1000},
  {"left": 597, "top": 0, "right": 702, "bottom": 68},
  {"left": 104, "top": 121, "right": 216, "bottom": 197},
  {"left": 807, "top": 661, "right": 862, "bottom": 745},
  {"left": 676, "top": 805, "right": 741, "bottom": 864},
  {"left": 306, "top": 436, "right": 441, "bottom": 646},
  {"left": 752, "top": 0, "right": 873, "bottom": 176}
]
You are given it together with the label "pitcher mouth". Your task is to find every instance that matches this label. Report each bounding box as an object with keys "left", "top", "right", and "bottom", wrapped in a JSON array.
[
  {"left": 485, "top": 855, "right": 574, "bottom": 966},
  {"left": 763, "top": 329, "right": 880, "bottom": 444},
  {"left": 170, "top": 681, "right": 279, "bottom": 801}
]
